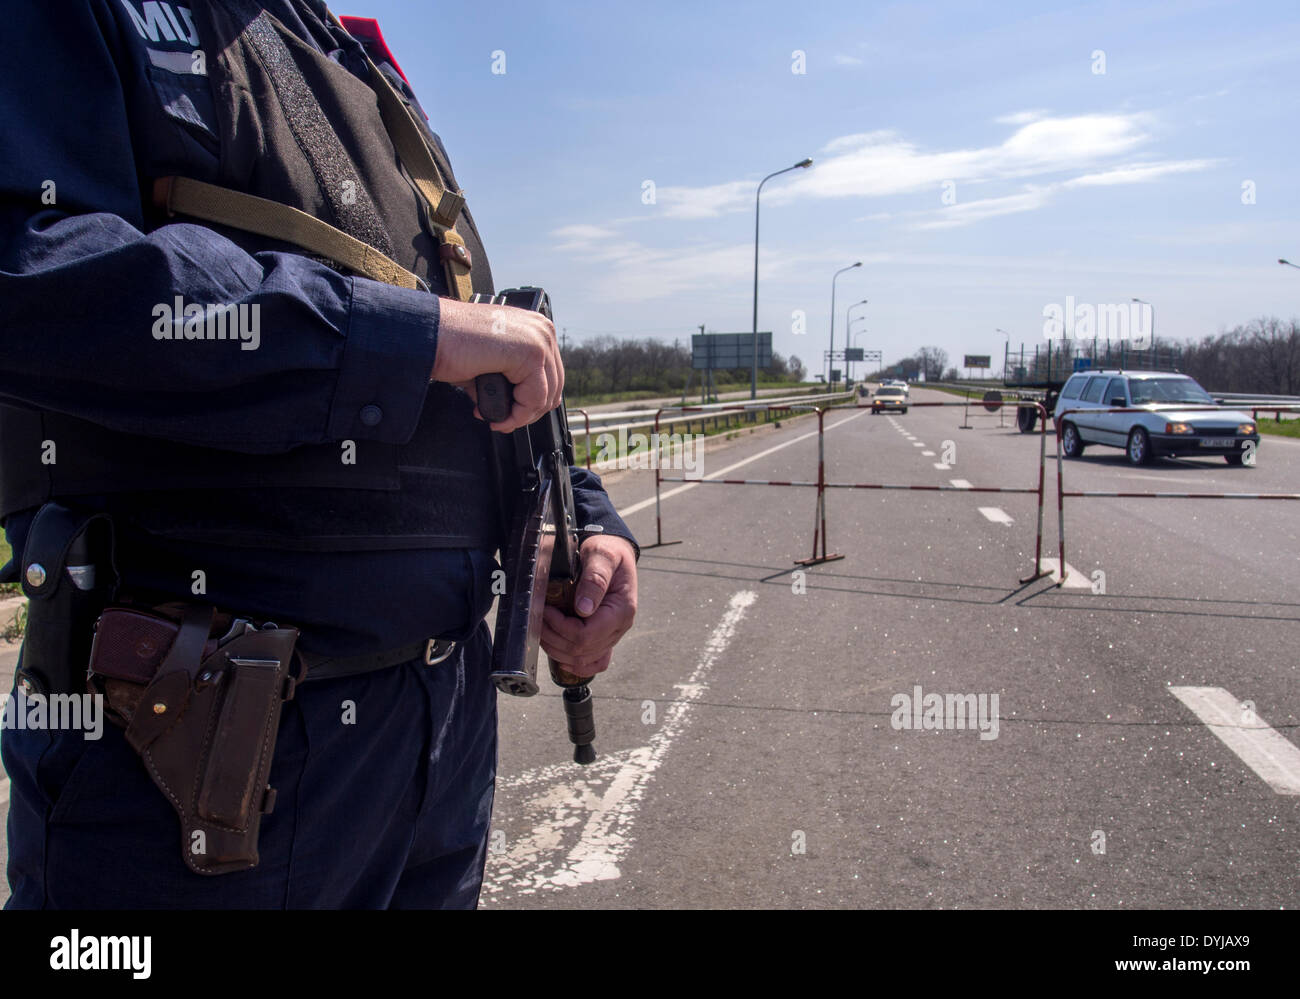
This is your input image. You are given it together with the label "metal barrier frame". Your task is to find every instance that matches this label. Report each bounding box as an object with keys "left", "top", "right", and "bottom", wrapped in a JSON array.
[{"left": 644, "top": 398, "right": 1053, "bottom": 581}]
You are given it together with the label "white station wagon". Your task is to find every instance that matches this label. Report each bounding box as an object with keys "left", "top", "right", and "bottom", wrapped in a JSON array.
[{"left": 1052, "top": 370, "right": 1260, "bottom": 466}]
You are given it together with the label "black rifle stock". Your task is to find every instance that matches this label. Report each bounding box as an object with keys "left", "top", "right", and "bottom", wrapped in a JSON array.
[{"left": 475, "top": 288, "right": 595, "bottom": 764}]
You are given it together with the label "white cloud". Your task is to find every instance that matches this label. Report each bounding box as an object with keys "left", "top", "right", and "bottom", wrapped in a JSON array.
[
  {"left": 833, "top": 53, "right": 864, "bottom": 65},
  {"left": 915, "top": 188, "right": 1052, "bottom": 230},
  {"left": 655, "top": 112, "right": 1172, "bottom": 219},
  {"left": 994, "top": 109, "right": 1050, "bottom": 125},
  {"left": 1063, "top": 159, "right": 1219, "bottom": 187}
]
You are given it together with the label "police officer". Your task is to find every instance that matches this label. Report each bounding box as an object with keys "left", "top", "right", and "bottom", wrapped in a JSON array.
[{"left": 0, "top": 0, "right": 638, "bottom": 908}]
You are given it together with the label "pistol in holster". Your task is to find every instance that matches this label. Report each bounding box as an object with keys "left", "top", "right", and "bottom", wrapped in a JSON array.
[{"left": 88, "top": 603, "right": 302, "bottom": 876}]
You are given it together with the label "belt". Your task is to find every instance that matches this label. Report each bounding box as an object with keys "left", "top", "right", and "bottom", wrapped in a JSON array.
[
  {"left": 297, "top": 637, "right": 458, "bottom": 682},
  {"left": 136, "top": 598, "right": 458, "bottom": 684}
]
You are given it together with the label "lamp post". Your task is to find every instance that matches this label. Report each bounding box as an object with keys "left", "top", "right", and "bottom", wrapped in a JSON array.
[
  {"left": 1131, "top": 297, "right": 1155, "bottom": 368},
  {"left": 845, "top": 299, "right": 868, "bottom": 382},
  {"left": 996, "top": 327, "right": 1009, "bottom": 379},
  {"left": 1280, "top": 258, "right": 1300, "bottom": 271},
  {"left": 828, "top": 262, "right": 862, "bottom": 388},
  {"left": 751, "top": 157, "right": 813, "bottom": 399}
]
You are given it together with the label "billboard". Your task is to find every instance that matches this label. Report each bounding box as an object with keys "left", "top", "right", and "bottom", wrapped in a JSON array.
[
  {"left": 692, "top": 332, "right": 773, "bottom": 370},
  {"left": 964, "top": 354, "right": 992, "bottom": 368}
]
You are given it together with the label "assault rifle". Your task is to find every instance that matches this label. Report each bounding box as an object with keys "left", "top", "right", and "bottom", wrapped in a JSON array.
[{"left": 473, "top": 288, "right": 596, "bottom": 764}]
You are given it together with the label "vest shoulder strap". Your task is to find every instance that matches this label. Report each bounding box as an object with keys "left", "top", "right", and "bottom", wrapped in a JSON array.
[{"left": 152, "top": 176, "right": 424, "bottom": 291}]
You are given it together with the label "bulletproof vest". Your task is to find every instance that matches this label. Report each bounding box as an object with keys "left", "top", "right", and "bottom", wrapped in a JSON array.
[{"left": 0, "top": 2, "right": 504, "bottom": 551}]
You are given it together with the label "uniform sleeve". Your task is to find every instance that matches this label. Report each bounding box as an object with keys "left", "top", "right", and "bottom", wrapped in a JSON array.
[
  {"left": 0, "top": 1, "right": 439, "bottom": 455},
  {"left": 570, "top": 467, "right": 640, "bottom": 560}
]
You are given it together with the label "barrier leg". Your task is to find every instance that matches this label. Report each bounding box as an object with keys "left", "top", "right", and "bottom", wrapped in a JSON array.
[
  {"left": 1055, "top": 416, "right": 1067, "bottom": 587},
  {"left": 1019, "top": 402, "right": 1051, "bottom": 584},
  {"left": 643, "top": 408, "right": 682, "bottom": 549},
  {"left": 794, "top": 408, "right": 844, "bottom": 566}
]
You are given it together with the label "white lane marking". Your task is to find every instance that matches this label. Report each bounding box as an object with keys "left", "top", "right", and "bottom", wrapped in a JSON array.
[
  {"left": 950, "top": 478, "right": 973, "bottom": 489},
  {"left": 921, "top": 450, "right": 935, "bottom": 456},
  {"left": 933, "top": 463, "right": 950, "bottom": 470},
  {"left": 1168, "top": 687, "right": 1300, "bottom": 795},
  {"left": 617, "top": 410, "right": 869, "bottom": 518},
  {"left": 1035, "top": 557, "right": 1092, "bottom": 588},
  {"left": 979, "top": 506, "right": 1014, "bottom": 525},
  {"left": 912, "top": 442, "right": 925, "bottom": 448},
  {"left": 484, "top": 590, "right": 759, "bottom": 894}
]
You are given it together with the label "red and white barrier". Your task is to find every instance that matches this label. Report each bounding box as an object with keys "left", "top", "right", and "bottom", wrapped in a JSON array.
[{"left": 650, "top": 399, "right": 1053, "bottom": 580}]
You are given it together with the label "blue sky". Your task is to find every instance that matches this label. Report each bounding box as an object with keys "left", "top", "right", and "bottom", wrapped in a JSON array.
[{"left": 357, "top": 0, "right": 1299, "bottom": 374}]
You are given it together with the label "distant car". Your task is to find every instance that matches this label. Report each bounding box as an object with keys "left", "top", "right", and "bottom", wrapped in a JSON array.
[
  {"left": 872, "top": 386, "right": 908, "bottom": 414},
  {"left": 1052, "top": 370, "right": 1259, "bottom": 466}
]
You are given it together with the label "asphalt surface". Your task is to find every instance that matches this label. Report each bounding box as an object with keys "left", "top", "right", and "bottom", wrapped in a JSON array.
[
  {"left": 2, "top": 387, "right": 1296, "bottom": 908},
  {"left": 482, "top": 387, "right": 1299, "bottom": 908}
]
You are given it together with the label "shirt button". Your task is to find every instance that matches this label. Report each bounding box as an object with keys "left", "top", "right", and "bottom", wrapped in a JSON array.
[{"left": 360, "top": 404, "right": 383, "bottom": 427}]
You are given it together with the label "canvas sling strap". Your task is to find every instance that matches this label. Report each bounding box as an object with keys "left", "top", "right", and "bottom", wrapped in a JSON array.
[{"left": 153, "top": 4, "right": 475, "bottom": 301}]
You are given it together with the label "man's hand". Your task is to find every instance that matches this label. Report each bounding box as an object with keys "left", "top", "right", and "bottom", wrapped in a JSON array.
[
  {"left": 541, "top": 534, "right": 638, "bottom": 678},
  {"left": 432, "top": 297, "right": 564, "bottom": 433}
]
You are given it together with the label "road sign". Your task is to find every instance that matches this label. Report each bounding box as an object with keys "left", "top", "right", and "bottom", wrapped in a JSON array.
[
  {"left": 830, "top": 368, "right": 842, "bottom": 382},
  {"left": 692, "top": 332, "right": 772, "bottom": 370},
  {"left": 964, "top": 354, "right": 991, "bottom": 368},
  {"left": 982, "top": 390, "right": 1003, "bottom": 412},
  {"left": 1073, "top": 357, "right": 1093, "bottom": 371},
  {"left": 844, "top": 347, "right": 864, "bottom": 362}
]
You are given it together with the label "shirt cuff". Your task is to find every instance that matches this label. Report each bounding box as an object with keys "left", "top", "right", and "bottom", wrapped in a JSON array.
[{"left": 327, "top": 276, "right": 440, "bottom": 444}]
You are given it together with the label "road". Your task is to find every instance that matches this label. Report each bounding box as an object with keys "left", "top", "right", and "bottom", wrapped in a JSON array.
[
  {"left": 483, "top": 387, "right": 1299, "bottom": 908},
  {"left": 2, "top": 387, "right": 1296, "bottom": 908}
]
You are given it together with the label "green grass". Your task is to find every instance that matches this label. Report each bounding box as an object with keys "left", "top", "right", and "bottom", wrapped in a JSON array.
[
  {"left": 0, "top": 536, "right": 16, "bottom": 597},
  {"left": 572, "top": 404, "right": 816, "bottom": 466},
  {"left": 1257, "top": 419, "right": 1300, "bottom": 439}
]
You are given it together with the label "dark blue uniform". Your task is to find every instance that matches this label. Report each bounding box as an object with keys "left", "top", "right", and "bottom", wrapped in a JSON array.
[{"left": 0, "top": 0, "right": 635, "bottom": 908}]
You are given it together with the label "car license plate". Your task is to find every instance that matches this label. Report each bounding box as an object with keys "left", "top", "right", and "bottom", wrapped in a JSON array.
[{"left": 1200, "top": 437, "right": 1235, "bottom": 447}]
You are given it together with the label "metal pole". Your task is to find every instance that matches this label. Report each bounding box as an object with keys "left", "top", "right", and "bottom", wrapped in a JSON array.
[
  {"left": 752, "top": 159, "right": 813, "bottom": 399},
  {"left": 828, "top": 263, "right": 861, "bottom": 388}
]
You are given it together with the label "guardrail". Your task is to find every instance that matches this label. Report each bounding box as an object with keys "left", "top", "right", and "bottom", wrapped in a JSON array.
[{"left": 569, "top": 390, "right": 854, "bottom": 470}]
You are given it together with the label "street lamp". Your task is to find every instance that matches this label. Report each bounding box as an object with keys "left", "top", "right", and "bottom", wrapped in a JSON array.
[
  {"left": 828, "top": 262, "right": 862, "bottom": 388},
  {"left": 1131, "top": 297, "right": 1155, "bottom": 368},
  {"left": 751, "top": 157, "right": 814, "bottom": 398},
  {"left": 846, "top": 299, "right": 868, "bottom": 382},
  {"left": 1280, "top": 258, "right": 1300, "bottom": 271}
]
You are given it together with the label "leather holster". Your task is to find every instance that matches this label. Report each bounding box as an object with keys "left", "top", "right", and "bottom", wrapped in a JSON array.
[{"left": 89, "top": 603, "right": 301, "bottom": 876}]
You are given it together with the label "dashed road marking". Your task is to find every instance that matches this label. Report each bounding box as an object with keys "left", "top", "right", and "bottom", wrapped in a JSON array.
[
  {"left": 484, "top": 590, "right": 760, "bottom": 894},
  {"left": 950, "top": 478, "right": 973, "bottom": 489},
  {"left": 933, "top": 463, "right": 950, "bottom": 470},
  {"left": 1035, "top": 557, "right": 1092, "bottom": 588},
  {"left": 1168, "top": 686, "right": 1300, "bottom": 795},
  {"left": 978, "top": 506, "right": 1014, "bottom": 525}
]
